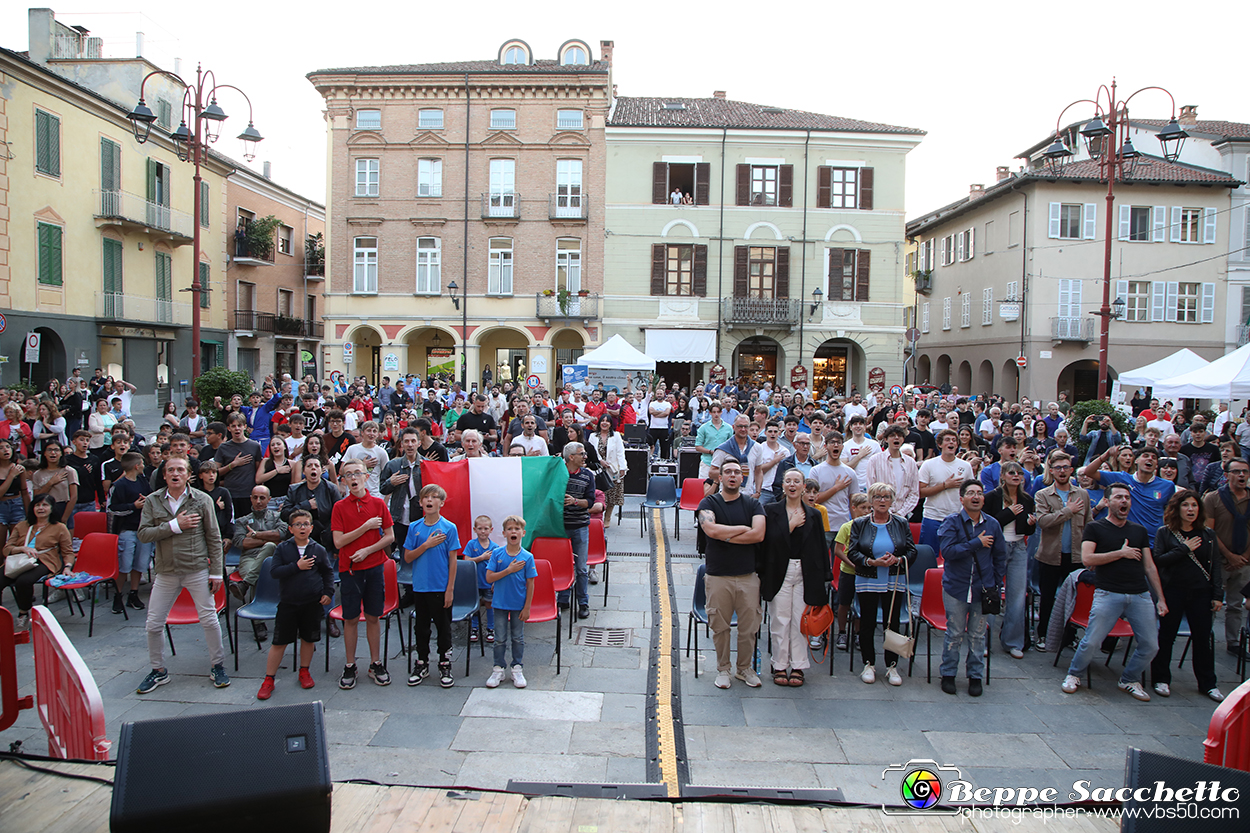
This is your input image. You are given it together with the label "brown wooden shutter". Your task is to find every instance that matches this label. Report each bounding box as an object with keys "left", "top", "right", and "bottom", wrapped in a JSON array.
[
  {"left": 855, "top": 249, "right": 870, "bottom": 301},
  {"left": 651, "top": 244, "right": 666, "bottom": 295},
  {"left": 816, "top": 166, "right": 831, "bottom": 208},
  {"left": 859, "top": 167, "right": 874, "bottom": 211},
  {"left": 735, "top": 164, "right": 750, "bottom": 206},
  {"left": 775, "top": 247, "right": 790, "bottom": 298},
  {"left": 695, "top": 162, "right": 710, "bottom": 205},
  {"left": 778, "top": 165, "right": 794, "bottom": 207},
  {"left": 733, "top": 245, "right": 748, "bottom": 296},
  {"left": 828, "top": 248, "right": 844, "bottom": 300},
  {"left": 652, "top": 162, "right": 668, "bottom": 204},
  {"left": 693, "top": 244, "right": 708, "bottom": 296}
]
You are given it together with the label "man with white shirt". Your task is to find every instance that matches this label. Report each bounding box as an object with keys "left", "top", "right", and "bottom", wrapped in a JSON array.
[
  {"left": 1213, "top": 403, "right": 1231, "bottom": 437},
  {"left": 864, "top": 425, "right": 920, "bottom": 518},
  {"left": 918, "top": 429, "right": 975, "bottom": 555},
  {"left": 842, "top": 393, "right": 868, "bottom": 422},
  {"left": 646, "top": 392, "right": 674, "bottom": 459},
  {"left": 980, "top": 407, "right": 1003, "bottom": 441},
  {"left": 812, "top": 432, "right": 855, "bottom": 528},
  {"left": 841, "top": 415, "right": 881, "bottom": 493},
  {"left": 749, "top": 421, "right": 789, "bottom": 504},
  {"left": 512, "top": 416, "right": 549, "bottom": 456},
  {"left": 1147, "top": 405, "right": 1175, "bottom": 437}
]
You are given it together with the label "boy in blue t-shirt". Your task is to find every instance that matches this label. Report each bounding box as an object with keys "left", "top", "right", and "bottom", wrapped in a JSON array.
[
  {"left": 403, "top": 484, "right": 461, "bottom": 688},
  {"left": 462, "top": 515, "right": 497, "bottom": 645},
  {"left": 485, "top": 514, "right": 538, "bottom": 689}
]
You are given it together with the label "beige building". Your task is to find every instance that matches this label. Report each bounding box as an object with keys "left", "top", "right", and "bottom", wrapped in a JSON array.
[
  {"left": 307, "top": 39, "right": 611, "bottom": 391},
  {"left": 226, "top": 163, "right": 325, "bottom": 381},
  {"left": 906, "top": 155, "right": 1239, "bottom": 402}
]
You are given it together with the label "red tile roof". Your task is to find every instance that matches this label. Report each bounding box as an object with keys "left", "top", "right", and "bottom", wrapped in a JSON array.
[
  {"left": 1132, "top": 119, "right": 1250, "bottom": 141},
  {"left": 608, "top": 97, "right": 924, "bottom": 134}
]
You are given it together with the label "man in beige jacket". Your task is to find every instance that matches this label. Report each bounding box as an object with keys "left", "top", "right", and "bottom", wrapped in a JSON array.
[{"left": 1033, "top": 451, "right": 1091, "bottom": 649}]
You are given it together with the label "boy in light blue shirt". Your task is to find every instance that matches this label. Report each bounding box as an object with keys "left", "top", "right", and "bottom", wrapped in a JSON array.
[
  {"left": 463, "top": 514, "right": 498, "bottom": 645},
  {"left": 403, "top": 484, "right": 460, "bottom": 688},
  {"left": 485, "top": 514, "right": 537, "bottom": 689}
]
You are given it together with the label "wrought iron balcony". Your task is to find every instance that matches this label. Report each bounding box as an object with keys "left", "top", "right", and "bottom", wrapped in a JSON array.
[
  {"left": 234, "top": 310, "right": 324, "bottom": 338},
  {"left": 535, "top": 292, "right": 600, "bottom": 322},
  {"left": 1051, "top": 316, "right": 1095, "bottom": 342},
  {"left": 1238, "top": 323, "right": 1250, "bottom": 347},
  {"left": 481, "top": 192, "right": 520, "bottom": 220},
  {"left": 97, "top": 292, "right": 190, "bottom": 326},
  {"left": 94, "top": 190, "right": 193, "bottom": 242},
  {"left": 549, "top": 192, "right": 588, "bottom": 220},
  {"left": 304, "top": 261, "right": 325, "bottom": 280},
  {"left": 233, "top": 236, "right": 274, "bottom": 266},
  {"left": 722, "top": 296, "right": 802, "bottom": 328}
]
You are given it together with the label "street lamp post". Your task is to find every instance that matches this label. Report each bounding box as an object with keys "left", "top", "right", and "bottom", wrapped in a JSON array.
[
  {"left": 127, "top": 64, "right": 262, "bottom": 382},
  {"left": 1043, "top": 79, "right": 1187, "bottom": 401}
]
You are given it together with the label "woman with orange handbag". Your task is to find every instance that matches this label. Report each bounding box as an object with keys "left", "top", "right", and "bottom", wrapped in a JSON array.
[{"left": 761, "top": 469, "right": 833, "bottom": 687}]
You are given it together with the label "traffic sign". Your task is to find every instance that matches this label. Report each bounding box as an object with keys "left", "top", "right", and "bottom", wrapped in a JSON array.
[
  {"left": 0, "top": 313, "right": 7, "bottom": 334},
  {"left": 525, "top": 374, "right": 541, "bottom": 389},
  {"left": 342, "top": 342, "right": 353, "bottom": 365},
  {"left": 890, "top": 384, "right": 904, "bottom": 398},
  {"left": 905, "top": 328, "right": 920, "bottom": 343},
  {"left": 24, "top": 332, "right": 40, "bottom": 364},
  {"left": 1016, "top": 356, "right": 1028, "bottom": 368}
]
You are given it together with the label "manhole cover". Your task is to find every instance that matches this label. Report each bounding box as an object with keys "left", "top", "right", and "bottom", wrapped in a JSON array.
[{"left": 578, "top": 627, "right": 631, "bottom": 647}]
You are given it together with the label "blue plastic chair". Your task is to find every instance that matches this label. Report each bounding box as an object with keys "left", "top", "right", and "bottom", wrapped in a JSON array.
[
  {"left": 233, "top": 556, "right": 281, "bottom": 671},
  {"left": 407, "top": 560, "right": 482, "bottom": 677},
  {"left": 640, "top": 475, "right": 679, "bottom": 537},
  {"left": 225, "top": 546, "right": 242, "bottom": 570}
]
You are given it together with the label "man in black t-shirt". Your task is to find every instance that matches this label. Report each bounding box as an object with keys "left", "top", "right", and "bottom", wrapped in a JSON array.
[
  {"left": 697, "top": 459, "right": 765, "bottom": 690},
  {"left": 1061, "top": 482, "right": 1166, "bottom": 702},
  {"left": 455, "top": 395, "right": 498, "bottom": 451},
  {"left": 298, "top": 393, "right": 326, "bottom": 435}
]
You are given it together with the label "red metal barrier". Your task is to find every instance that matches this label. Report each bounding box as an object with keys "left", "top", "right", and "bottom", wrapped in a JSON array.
[
  {"left": 0, "top": 607, "right": 33, "bottom": 732},
  {"left": 1203, "top": 677, "right": 1250, "bottom": 772},
  {"left": 29, "top": 606, "right": 110, "bottom": 760}
]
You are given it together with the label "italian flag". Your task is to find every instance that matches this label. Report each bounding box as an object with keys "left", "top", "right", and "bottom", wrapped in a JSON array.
[{"left": 421, "top": 458, "right": 569, "bottom": 548}]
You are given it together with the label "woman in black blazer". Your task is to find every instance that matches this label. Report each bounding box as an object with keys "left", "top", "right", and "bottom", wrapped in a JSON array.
[{"left": 761, "top": 469, "right": 832, "bottom": 687}]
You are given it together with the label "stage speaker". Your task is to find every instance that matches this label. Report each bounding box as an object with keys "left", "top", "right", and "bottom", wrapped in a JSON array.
[
  {"left": 678, "top": 449, "right": 701, "bottom": 483},
  {"left": 1121, "top": 747, "right": 1250, "bottom": 833},
  {"left": 624, "top": 449, "right": 649, "bottom": 495},
  {"left": 110, "top": 701, "right": 331, "bottom": 833}
]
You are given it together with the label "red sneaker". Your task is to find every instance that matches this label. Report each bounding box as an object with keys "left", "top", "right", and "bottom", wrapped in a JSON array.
[
  {"left": 257, "top": 676, "right": 275, "bottom": 700},
  {"left": 299, "top": 668, "right": 315, "bottom": 689}
]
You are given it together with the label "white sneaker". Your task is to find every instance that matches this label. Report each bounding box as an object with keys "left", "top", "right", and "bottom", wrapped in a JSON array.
[
  {"left": 1153, "top": 682, "right": 1171, "bottom": 698},
  {"left": 1118, "top": 680, "right": 1150, "bottom": 702},
  {"left": 1008, "top": 648, "right": 1024, "bottom": 659},
  {"left": 735, "top": 668, "right": 762, "bottom": 688},
  {"left": 1207, "top": 688, "right": 1225, "bottom": 703},
  {"left": 1061, "top": 674, "right": 1081, "bottom": 694},
  {"left": 885, "top": 664, "right": 902, "bottom": 686},
  {"left": 510, "top": 665, "right": 527, "bottom": 689},
  {"left": 486, "top": 666, "right": 506, "bottom": 689},
  {"left": 714, "top": 671, "right": 732, "bottom": 689},
  {"left": 860, "top": 664, "right": 876, "bottom": 684}
]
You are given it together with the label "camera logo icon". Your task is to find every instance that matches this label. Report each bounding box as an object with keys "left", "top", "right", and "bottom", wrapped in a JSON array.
[
  {"left": 900, "top": 767, "right": 942, "bottom": 809},
  {"left": 881, "top": 759, "right": 962, "bottom": 815}
]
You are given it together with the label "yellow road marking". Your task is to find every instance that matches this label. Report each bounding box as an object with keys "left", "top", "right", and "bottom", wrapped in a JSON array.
[{"left": 652, "top": 507, "right": 679, "bottom": 797}]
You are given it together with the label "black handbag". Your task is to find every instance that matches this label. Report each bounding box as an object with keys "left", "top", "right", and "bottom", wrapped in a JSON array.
[
  {"left": 594, "top": 467, "right": 613, "bottom": 492},
  {"left": 980, "top": 586, "right": 1002, "bottom": 616}
]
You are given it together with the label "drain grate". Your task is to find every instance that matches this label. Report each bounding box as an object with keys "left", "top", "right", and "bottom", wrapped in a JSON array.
[{"left": 578, "top": 627, "right": 632, "bottom": 647}]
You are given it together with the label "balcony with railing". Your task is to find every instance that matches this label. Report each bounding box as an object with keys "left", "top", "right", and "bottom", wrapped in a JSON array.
[
  {"left": 96, "top": 292, "right": 190, "bottom": 326},
  {"left": 304, "top": 261, "right": 325, "bottom": 281},
  {"left": 1051, "top": 316, "right": 1095, "bottom": 342},
  {"left": 233, "top": 310, "right": 324, "bottom": 339},
  {"left": 94, "top": 190, "right": 193, "bottom": 242},
  {"left": 535, "top": 292, "right": 600, "bottom": 322},
  {"left": 549, "top": 192, "right": 588, "bottom": 221},
  {"left": 722, "top": 296, "right": 802, "bottom": 328},
  {"left": 233, "top": 236, "right": 274, "bottom": 266},
  {"left": 1237, "top": 324, "right": 1250, "bottom": 347},
  {"left": 481, "top": 192, "right": 520, "bottom": 220}
]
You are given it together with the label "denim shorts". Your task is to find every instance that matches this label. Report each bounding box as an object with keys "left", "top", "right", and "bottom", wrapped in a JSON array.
[
  {"left": 0, "top": 497, "right": 23, "bottom": 526},
  {"left": 117, "top": 529, "right": 155, "bottom": 574},
  {"left": 339, "top": 562, "right": 385, "bottom": 619}
]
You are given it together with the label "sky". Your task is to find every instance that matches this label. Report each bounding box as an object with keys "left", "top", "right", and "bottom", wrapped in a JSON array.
[{"left": 6, "top": 1, "right": 1245, "bottom": 217}]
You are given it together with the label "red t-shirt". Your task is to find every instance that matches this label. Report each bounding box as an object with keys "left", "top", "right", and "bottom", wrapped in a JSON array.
[{"left": 331, "top": 492, "right": 393, "bottom": 573}]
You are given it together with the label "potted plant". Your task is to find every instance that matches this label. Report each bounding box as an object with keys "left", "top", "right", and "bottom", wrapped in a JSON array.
[
  {"left": 542, "top": 289, "right": 555, "bottom": 296},
  {"left": 244, "top": 214, "right": 282, "bottom": 261},
  {"left": 305, "top": 232, "right": 325, "bottom": 275},
  {"left": 577, "top": 289, "right": 589, "bottom": 297},
  {"left": 557, "top": 288, "right": 572, "bottom": 315}
]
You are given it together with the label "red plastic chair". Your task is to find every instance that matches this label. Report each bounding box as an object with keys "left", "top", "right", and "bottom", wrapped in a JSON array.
[
  {"left": 57, "top": 533, "right": 122, "bottom": 637},
  {"left": 678, "top": 478, "right": 705, "bottom": 541},
  {"left": 909, "top": 522, "right": 922, "bottom": 545},
  {"left": 71, "top": 511, "right": 108, "bottom": 542},
  {"left": 1051, "top": 581, "right": 1134, "bottom": 687},
  {"left": 587, "top": 517, "right": 609, "bottom": 606},
  {"left": 164, "top": 583, "right": 234, "bottom": 656},
  {"left": 1203, "top": 678, "right": 1250, "bottom": 771},
  {"left": 529, "top": 559, "right": 562, "bottom": 674},
  {"left": 911, "top": 567, "right": 947, "bottom": 683},
  {"left": 532, "top": 537, "right": 577, "bottom": 638},
  {"left": 325, "top": 557, "right": 405, "bottom": 672}
]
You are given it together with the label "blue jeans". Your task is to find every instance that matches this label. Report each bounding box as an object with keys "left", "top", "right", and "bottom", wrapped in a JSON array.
[
  {"left": 1067, "top": 589, "right": 1159, "bottom": 684},
  {"left": 493, "top": 608, "right": 525, "bottom": 668},
  {"left": 558, "top": 525, "right": 590, "bottom": 607},
  {"left": 999, "top": 539, "right": 1029, "bottom": 651},
  {"left": 920, "top": 517, "right": 942, "bottom": 556},
  {"left": 941, "top": 591, "right": 987, "bottom": 679}
]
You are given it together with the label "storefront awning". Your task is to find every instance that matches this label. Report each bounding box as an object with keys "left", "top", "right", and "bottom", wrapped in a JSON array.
[{"left": 645, "top": 329, "right": 716, "bottom": 363}]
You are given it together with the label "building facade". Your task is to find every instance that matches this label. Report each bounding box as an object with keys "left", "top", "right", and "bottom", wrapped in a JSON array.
[
  {"left": 226, "top": 164, "right": 326, "bottom": 381},
  {"left": 307, "top": 39, "right": 610, "bottom": 391},
  {"left": 604, "top": 95, "right": 923, "bottom": 396},
  {"left": 906, "top": 153, "right": 1239, "bottom": 402}
]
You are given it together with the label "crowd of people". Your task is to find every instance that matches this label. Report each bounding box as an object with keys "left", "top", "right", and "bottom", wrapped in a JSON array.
[{"left": 2, "top": 368, "right": 1248, "bottom": 708}]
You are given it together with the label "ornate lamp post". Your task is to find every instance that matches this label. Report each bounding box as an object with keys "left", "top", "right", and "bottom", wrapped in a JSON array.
[
  {"left": 1043, "top": 80, "right": 1187, "bottom": 400},
  {"left": 128, "top": 64, "right": 262, "bottom": 380}
]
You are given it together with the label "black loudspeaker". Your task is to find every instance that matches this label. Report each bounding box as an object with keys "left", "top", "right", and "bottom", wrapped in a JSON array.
[
  {"left": 624, "top": 449, "right": 649, "bottom": 495},
  {"left": 110, "top": 701, "right": 331, "bottom": 833},
  {"left": 1121, "top": 747, "right": 1250, "bottom": 833},
  {"left": 679, "top": 448, "right": 701, "bottom": 484}
]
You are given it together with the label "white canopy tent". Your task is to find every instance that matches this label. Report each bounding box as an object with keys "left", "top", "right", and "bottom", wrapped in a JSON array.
[
  {"left": 1151, "top": 343, "right": 1250, "bottom": 401},
  {"left": 577, "top": 334, "right": 656, "bottom": 371},
  {"left": 1118, "top": 348, "right": 1210, "bottom": 388}
]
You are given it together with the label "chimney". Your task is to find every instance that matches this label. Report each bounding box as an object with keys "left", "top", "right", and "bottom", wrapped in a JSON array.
[
  {"left": 969, "top": 183, "right": 985, "bottom": 200},
  {"left": 1179, "top": 104, "right": 1198, "bottom": 126},
  {"left": 996, "top": 165, "right": 1011, "bottom": 182},
  {"left": 28, "top": 8, "right": 55, "bottom": 66},
  {"left": 713, "top": 90, "right": 726, "bottom": 100},
  {"left": 599, "top": 40, "right": 613, "bottom": 65},
  {"left": 136, "top": 31, "right": 144, "bottom": 58},
  {"left": 263, "top": 161, "right": 271, "bottom": 179}
]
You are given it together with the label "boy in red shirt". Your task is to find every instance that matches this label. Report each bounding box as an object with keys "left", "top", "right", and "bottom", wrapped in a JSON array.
[{"left": 330, "top": 459, "right": 394, "bottom": 689}]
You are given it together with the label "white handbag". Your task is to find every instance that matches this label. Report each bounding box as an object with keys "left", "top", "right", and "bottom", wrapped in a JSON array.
[{"left": 882, "top": 558, "right": 914, "bottom": 659}]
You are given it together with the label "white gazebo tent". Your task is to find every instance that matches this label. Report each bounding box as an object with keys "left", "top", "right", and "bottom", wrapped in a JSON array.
[
  {"left": 1118, "top": 348, "right": 1210, "bottom": 389},
  {"left": 1151, "top": 343, "right": 1250, "bottom": 401},
  {"left": 577, "top": 334, "right": 656, "bottom": 372}
]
